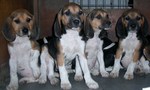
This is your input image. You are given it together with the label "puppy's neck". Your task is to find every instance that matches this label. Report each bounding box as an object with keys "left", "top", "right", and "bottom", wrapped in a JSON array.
[
  {"left": 11, "top": 35, "right": 30, "bottom": 44},
  {"left": 93, "top": 29, "right": 101, "bottom": 37}
]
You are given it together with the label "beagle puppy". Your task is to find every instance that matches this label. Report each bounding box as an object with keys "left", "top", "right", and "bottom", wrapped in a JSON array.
[
  {"left": 84, "top": 9, "right": 116, "bottom": 77},
  {"left": 2, "top": 9, "right": 40, "bottom": 90},
  {"left": 110, "top": 9, "right": 149, "bottom": 80},
  {"left": 38, "top": 3, "right": 99, "bottom": 90}
]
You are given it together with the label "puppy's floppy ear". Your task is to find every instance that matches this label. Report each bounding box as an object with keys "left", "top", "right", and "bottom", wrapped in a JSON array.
[
  {"left": 30, "top": 16, "right": 40, "bottom": 40},
  {"left": 2, "top": 17, "right": 16, "bottom": 42},
  {"left": 53, "top": 9, "right": 66, "bottom": 38},
  {"left": 84, "top": 13, "right": 94, "bottom": 38},
  {"left": 115, "top": 17, "right": 127, "bottom": 39},
  {"left": 141, "top": 15, "right": 149, "bottom": 37}
]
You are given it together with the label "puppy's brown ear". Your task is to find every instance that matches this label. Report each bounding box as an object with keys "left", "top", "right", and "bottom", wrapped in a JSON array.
[
  {"left": 53, "top": 9, "right": 66, "bottom": 38},
  {"left": 2, "top": 17, "right": 16, "bottom": 42},
  {"left": 141, "top": 16, "right": 149, "bottom": 37},
  {"left": 115, "top": 17, "right": 127, "bottom": 39},
  {"left": 30, "top": 16, "right": 40, "bottom": 40},
  {"left": 84, "top": 13, "right": 94, "bottom": 38}
]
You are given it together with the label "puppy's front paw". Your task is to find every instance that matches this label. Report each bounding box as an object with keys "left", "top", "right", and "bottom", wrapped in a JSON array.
[
  {"left": 101, "top": 71, "right": 109, "bottom": 77},
  {"left": 86, "top": 80, "right": 99, "bottom": 89},
  {"left": 6, "top": 83, "right": 18, "bottom": 90},
  {"left": 61, "top": 82, "right": 72, "bottom": 90},
  {"left": 74, "top": 75, "right": 83, "bottom": 81},
  {"left": 49, "top": 76, "right": 59, "bottom": 85},
  {"left": 91, "top": 69, "right": 99, "bottom": 76},
  {"left": 39, "top": 75, "right": 47, "bottom": 84},
  {"left": 110, "top": 71, "right": 119, "bottom": 78},
  {"left": 124, "top": 73, "right": 134, "bottom": 80}
]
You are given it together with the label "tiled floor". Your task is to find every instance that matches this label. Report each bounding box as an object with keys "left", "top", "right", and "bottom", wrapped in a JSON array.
[{"left": 1, "top": 69, "right": 150, "bottom": 90}]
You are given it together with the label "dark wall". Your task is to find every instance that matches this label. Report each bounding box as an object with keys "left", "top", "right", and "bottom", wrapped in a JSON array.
[{"left": 37, "top": 0, "right": 69, "bottom": 38}]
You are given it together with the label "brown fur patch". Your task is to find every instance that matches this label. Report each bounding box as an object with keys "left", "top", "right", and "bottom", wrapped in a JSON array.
[
  {"left": 56, "top": 41, "right": 64, "bottom": 66},
  {"left": 115, "top": 41, "right": 123, "bottom": 59},
  {"left": 133, "top": 42, "right": 142, "bottom": 62},
  {"left": 31, "top": 41, "right": 39, "bottom": 50}
]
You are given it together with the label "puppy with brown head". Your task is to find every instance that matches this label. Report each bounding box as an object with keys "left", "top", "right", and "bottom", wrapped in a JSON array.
[
  {"left": 2, "top": 9, "right": 40, "bottom": 90},
  {"left": 38, "top": 3, "right": 99, "bottom": 90},
  {"left": 84, "top": 9, "right": 116, "bottom": 77},
  {"left": 110, "top": 9, "right": 149, "bottom": 80}
]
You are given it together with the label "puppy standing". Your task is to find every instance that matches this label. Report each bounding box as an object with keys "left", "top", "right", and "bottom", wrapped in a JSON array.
[
  {"left": 110, "top": 9, "right": 149, "bottom": 80},
  {"left": 44, "top": 3, "right": 99, "bottom": 90},
  {"left": 84, "top": 9, "right": 115, "bottom": 77},
  {"left": 2, "top": 9, "right": 40, "bottom": 90}
]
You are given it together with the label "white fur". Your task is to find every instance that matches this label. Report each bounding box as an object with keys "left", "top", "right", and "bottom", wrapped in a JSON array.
[
  {"left": 85, "top": 30, "right": 109, "bottom": 77},
  {"left": 110, "top": 32, "right": 142, "bottom": 79},
  {"left": 59, "top": 29, "right": 99, "bottom": 89},
  {"left": 39, "top": 46, "right": 59, "bottom": 85},
  {"left": 7, "top": 36, "right": 40, "bottom": 90}
]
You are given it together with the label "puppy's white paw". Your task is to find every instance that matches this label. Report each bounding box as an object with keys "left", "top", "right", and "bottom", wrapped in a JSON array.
[
  {"left": 38, "top": 75, "right": 47, "bottom": 84},
  {"left": 110, "top": 71, "right": 119, "bottom": 78},
  {"left": 91, "top": 69, "right": 99, "bottom": 76},
  {"left": 101, "top": 71, "right": 109, "bottom": 77},
  {"left": 49, "top": 77, "right": 59, "bottom": 85},
  {"left": 86, "top": 80, "right": 99, "bottom": 89},
  {"left": 124, "top": 73, "right": 134, "bottom": 80},
  {"left": 6, "top": 83, "right": 18, "bottom": 90},
  {"left": 74, "top": 75, "right": 83, "bottom": 81},
  {"left": 61, "top": 82, "right": 72, "bottom": 90}
]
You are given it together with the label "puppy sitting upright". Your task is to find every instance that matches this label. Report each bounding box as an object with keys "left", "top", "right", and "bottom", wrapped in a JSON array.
[
  {"left": 2, "top": 9, "right": 40, "bottom": 90},
  {"left": 110, "top": 9, "right": 149, "bottom": 80},
  {"left": 84, "top": 9, "right": 116, "bottom": 77},
  {"left": 45, "top": 3, "right": 99, "bottom": 90}
]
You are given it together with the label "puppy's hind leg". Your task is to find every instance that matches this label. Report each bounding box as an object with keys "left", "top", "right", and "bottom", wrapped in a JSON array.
[
  {"left": 47, "top": 56, "right": 59, "bottom": 85},
  {"left": 30, "top": 49, "right": 40, "bottom": 79},
  {"left": 38, "top": 46, "right": 48, "bottom": 84}
]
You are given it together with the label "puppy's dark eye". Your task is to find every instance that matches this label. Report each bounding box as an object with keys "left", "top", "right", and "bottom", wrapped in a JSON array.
[
  {"left": 64, "top": 10, "right": 70, "bottom": 16},
  {"left": 125, "top": 16, "right": 130, "bottom": 21},
  {"left": 78, "top": 11, "right": 83, "bottom": 15},
  {"left": 136, "top": 16, "right": 141, "bottom": 21},
  {"left": 26, "top": 18, "right": 31, "bottom": 23},
  {"left": 14, "top": 19, "right": 20, "bottom": 24},
  {"left": 106, "top": 14, "right": 109, "bottom": 18},
  {"left": 96, "top": 15, "right": 102, "bottom": 19}
]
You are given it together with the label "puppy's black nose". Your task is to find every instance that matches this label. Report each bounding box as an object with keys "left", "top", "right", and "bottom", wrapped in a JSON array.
[
  {"left": 73, "top": 19, "right": 80, "bottom": 25},
  {"left": 22, "top": 28, "right": 28, "bottom": 34},
  {"left": 130, "top": 24, "right": 136, "bottom": 28}
]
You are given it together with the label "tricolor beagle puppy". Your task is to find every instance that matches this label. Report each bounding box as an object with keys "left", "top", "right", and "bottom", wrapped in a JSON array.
[
  {"left": 84, "top": 9, "right": 116, "bottom": 77},
  {"left": 2, "top": 9, "right": 40, "bottom": 90},
  {"left": 38, "top": 3, "right": 99, "bottom": 90},
  {"left": 110, "top": 9, "right": 149, "bottom": 80}
]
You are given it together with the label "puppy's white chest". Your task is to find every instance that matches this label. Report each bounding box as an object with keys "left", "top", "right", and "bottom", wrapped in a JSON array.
[
  {"left": 8, "top": 36, "right": 33, "bottom": 76},
  {"left": 122, "top": 33, "right": 139, "bottom": 51},
  {"left": 60, "top": 30, "right": 85, "bottom": 60},
  {"left": 121, "top": 32, "right": 140, "bottom": 67},
  {"left": 86, "top": 31, "right": 103, "bottom": 52}
]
